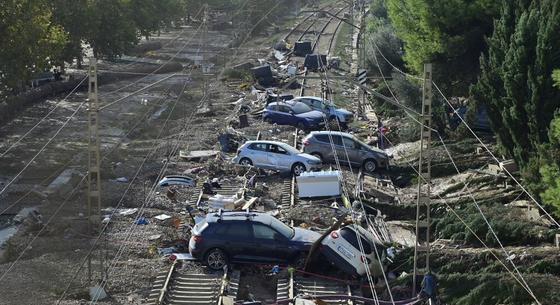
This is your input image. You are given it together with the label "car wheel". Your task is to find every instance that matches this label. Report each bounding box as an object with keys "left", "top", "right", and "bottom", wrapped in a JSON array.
[
  {"left": 296, "top": 122, "right": 306, "bottom": 131},
  {"left": 263, "top": 116, "right": 272, "bottom": 123},
  {"left": 239, "top": 158, "right": 253, "bottom": 166},
  {"left": 205, "top": 248, "right": 228, "bottom": 270},
  {"left": 363, "top": 159, "right": 377, "bottom": 173},
  {"left": 292, "top": 162, "right": 306, "bottom": 176}
]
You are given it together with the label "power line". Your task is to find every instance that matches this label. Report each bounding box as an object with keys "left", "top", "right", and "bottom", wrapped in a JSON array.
[
  {"left": 0, "top": 101, "right": 86, "bottom": 197},
  {"left": 365, "top": 21, "right": 560, "bottom": 230},
  {"left": 0, "top": 83, "right": 177, "bottom": 285},
  {"left": 378, "top": 132, "right": 542, "bottom": 305},
  {"left": 0, "top": 76, "right": 88, "bottom": 158}
]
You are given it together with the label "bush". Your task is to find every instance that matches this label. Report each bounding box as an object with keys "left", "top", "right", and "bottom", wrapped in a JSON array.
[
  {"left": 435, "top": 204, "right": 559, "bottom": 247},
  {"left": 365, "top": 24, "right": 404, "bottom": 76}
]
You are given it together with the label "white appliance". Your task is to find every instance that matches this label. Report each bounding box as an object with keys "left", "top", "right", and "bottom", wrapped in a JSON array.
[{"left": 296, "top": 170, "right": 341, "bottom": 198}]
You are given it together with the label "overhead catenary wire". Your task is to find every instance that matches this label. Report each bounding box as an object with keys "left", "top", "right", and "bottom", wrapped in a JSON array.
[
  {"left": 0, "top": 10, "right": 206, "bottom": 161},
  {"left": 316, "top": 53, "right": 396, "bottom": 304},
  {"left": 89, "top": 2, "right": 288, "bottom": 302},
  {"left": 0, "top": 83, "right": 178, "bottom": 284},
  {"left": 52, "top": 84, "right": 185, "bottom": 304},
  {"left": 0, "top": 14, "right": 209, "bottom": 200},
  {"left": 0, "top": 4, "right": 211, "bottom": 288},
  {"left": 364, "top": 25, "right": 541, "bottom": 302},
  {"left": 0, "top": 101, "right": 86, "bottom": 198},
  {"left": 436, "top": 133, "right": 540, "bottom": 303},
  {"left": 0, "top": 76, "right": 88, "bottom": 158},
  {"left": 378, "top": 132, "right": 542, "bottom": 305},
  {"left": 366, "top": 23, "right": 560, "bottom": 229}
]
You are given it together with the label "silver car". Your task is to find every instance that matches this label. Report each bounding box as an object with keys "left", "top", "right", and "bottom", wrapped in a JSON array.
[
  {"left": 291, "top": 96, "right": 354, "bottom": 126},
  {"left": 232, "top": 140, "right": 322, "bottom": 175},
  {"left": 302, "top": 131, "right": 389, "bottom": 173}
]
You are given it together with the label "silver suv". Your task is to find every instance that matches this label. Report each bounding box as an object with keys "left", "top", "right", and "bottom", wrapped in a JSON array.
[
  {"left": 302, "top": 131, "right": 389, "bottom": 173},
  {"left": 232, "top": 140, "right": 322, "bottom": 175}
]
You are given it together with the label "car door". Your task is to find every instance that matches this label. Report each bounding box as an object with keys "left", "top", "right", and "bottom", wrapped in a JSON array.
[
  {"left": 267, "top": 144, "right": 293, "bottom": 171},
  {"left": 221, "top": 222, "right": 260, "bottom": 262},
  {"left": 251, "top": 223, "right": 292, "bottom": 262},
  {"left": 268, "top": 104, "right": 287, "bottom": 125},
  {"left": 247, "top": 143, "right": 270, "bottom": 168},
  {"left": 325, "top": 135, "right": 344, "bottom": 163},
  {"left": 340, "top": 136, "right": 361, "bottom": 166},
  {"left": 280, "top": 105, "right": 297, "bottom": 125}
]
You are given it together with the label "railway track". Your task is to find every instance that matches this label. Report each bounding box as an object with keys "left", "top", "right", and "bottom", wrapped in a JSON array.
[
  {"left": 277, "top": 274, "right": 356, "bottom": 305},
  {"left": 147, "top": 262, "right": 228, "bottom": 305},
  {"left": 147, "top": 4, "right": 356, "bottom": 305}
]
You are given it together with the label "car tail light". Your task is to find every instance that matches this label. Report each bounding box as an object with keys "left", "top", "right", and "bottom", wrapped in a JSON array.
[
  {"left": 169, "top": 254, "right": 177, "bottom": 261},
  {"left": 330, "top": 231, "right": 339, "bottom": 239},
  {"left": 303, "top": 139, "right": 310, "bottom": 146},
  {"left": 360, "top": 256, "right": 371, "bottom": 264},
  {"left": 193, "top": 235, "right": 203, "bottom": 243}
]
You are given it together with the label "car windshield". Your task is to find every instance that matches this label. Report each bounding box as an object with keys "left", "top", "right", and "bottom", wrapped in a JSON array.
[
  {"left": 291, "top": 102, "right": 312, "bottom": 114},
  {"left": 353, "top": 136, "right": 373, "bottom": 151},
  {"left": 270, "top": 217, "right": 295, "bottom": 239}
]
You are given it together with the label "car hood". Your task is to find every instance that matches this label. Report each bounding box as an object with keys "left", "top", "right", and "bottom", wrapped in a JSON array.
[
  {"left": 296, "top": 110, "right": 325, "bottom": 120},
  {"left": 334, "top": 108, "right": 352, "bottom": 116},
  {"left": 292, "top": 227, "right": 321, "bottom": 244},
  {"left": 299, "top": 153, "right": 321, "bottom": 162}
]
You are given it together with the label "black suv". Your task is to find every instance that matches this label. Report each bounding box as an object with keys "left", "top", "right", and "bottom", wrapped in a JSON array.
[{"left": 189, "top": 210, "right": 320, "bottom": 270}]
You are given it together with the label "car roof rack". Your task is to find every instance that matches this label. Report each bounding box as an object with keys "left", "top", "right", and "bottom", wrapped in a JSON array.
[{"left": 212, "top": 209, "right": 259, "bottom": 220}]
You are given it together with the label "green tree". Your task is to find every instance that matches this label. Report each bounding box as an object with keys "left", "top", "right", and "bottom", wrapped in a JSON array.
[
  {"left": 0, "top": 0, "right": 66, "bottom": 92},
  {"left": 472, "top": 1, "right": 560, "bottom": 216},
  {"left": 540, "top": 72, "right": 560, "bottom": 216},
  {"left": 86, "top": 0, "right": 138, "bottom": 59},
  {"left": 472, "top": 0, "right": 560, "bottom": 166},
  {"left": 386, "top": 0, "right": 499, "bottom": 95},
  {"left": 553, "top": 69, "right": 560, "bottom": 88},
  {"left": 51, "top": 0, "right": 89, "bottom": 69}
]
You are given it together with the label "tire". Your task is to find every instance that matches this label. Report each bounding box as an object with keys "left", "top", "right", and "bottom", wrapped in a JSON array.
[
  {"left": 204, "top": 248, "right": 228, "bottom": 270},
  {"left": 363, "top": 159, "right": 377, "bottom": 174},
  {"left": 296, "top": 122, "right": 306, "bottom": 131},
  {"left": 239, "top": 158, "right": 253, "bottom": 166},
  {"left": 263, "top": 116, "right": 272, "bottom": 124},
  {"left": 292, "top": 162, "right": 307, "bottom": 176}
]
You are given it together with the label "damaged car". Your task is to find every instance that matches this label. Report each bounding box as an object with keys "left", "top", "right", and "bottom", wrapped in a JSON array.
[
  {"left": 232, "top": 140, "right": 322, "bottom": 175},
  {"left": 189, "top": 210, "right": 320, "bottom": 270},
  {"left": 263, "top": 100, "right": 326, "bottom": 130},
  {"left": 290, "top": 96, "right": 354, "bottom": 128},
  {"left": 321, "top": 225, "right": 388, "bottom": 277},
  {"left": 302, "top": 131, "right": 390, "bottom": 173}
]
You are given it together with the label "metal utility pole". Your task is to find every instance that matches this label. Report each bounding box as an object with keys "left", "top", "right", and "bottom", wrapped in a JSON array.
[
  {"left": 87, "top": 57, "right": 103, "bottom": 283},
  {"left": 412, "top": 63, "right": 433, "bottom": 296}
]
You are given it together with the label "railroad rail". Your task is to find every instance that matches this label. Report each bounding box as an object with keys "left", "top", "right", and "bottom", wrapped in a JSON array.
[
  {"left": 277, "top": 274, "right": 356, "bottom": 305},
  {"left": 147, "top": 262, "right": 227, "bottom": 305}
]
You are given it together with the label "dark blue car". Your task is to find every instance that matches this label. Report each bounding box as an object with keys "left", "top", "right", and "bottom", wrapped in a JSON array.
[
  {"left": 189, "top": 211, "right": 320, "bottom": 270},
  {"left": 263, "top": 101, "right": 326, "bottom": 130}
]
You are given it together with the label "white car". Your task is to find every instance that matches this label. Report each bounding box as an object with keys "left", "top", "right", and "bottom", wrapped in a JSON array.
[
  {"left": 232, "top": 140, "right": 322, "bottom": 175},
  {"left": 320, "top": 225, "right": 388, "bottom": 277},
  {"left": 158, "top": 175, "right": 196, "bottom": 187}
]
